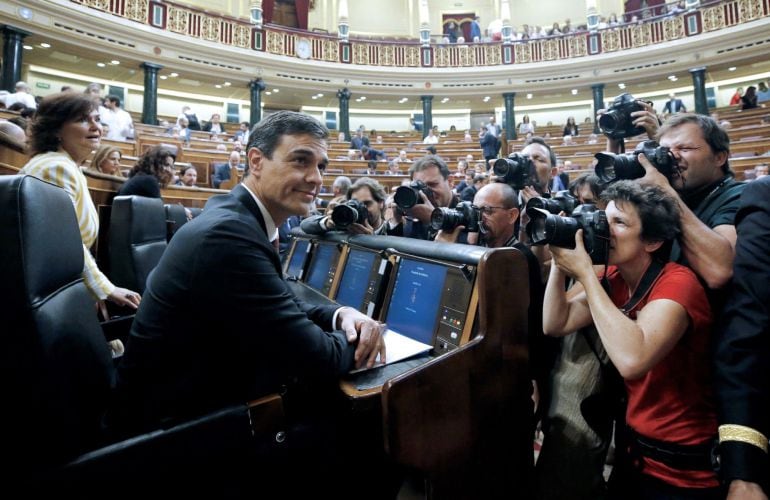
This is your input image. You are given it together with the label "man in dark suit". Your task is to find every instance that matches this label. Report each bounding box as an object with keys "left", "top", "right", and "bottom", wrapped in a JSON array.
[
  {"left": 211, "top": 150, "right": 244, "bottom": 188},
  {"left": 714, "top": 176, "right": 770, "bottom": 499},
  {"left": 662, "top": 92, "right": 687, "bottom": 114},
  {"left": 115, "top": 111, "right": 385, "bottom": 440}
]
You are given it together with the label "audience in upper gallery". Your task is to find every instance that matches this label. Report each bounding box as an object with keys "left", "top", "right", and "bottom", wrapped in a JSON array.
[
  {"left": 20, "top": 91, "right": 141, "bottom": 314},
  {"left": 212, "top": 151, "right": 245, "bottom": 188},
  {"left": 90, "top": 144, "right": 123, "bottom": 177},
  {"left": 562, "top": 116, "right": 579, "bottom": 137},
  {"left": 118, "top": 145, "right": 175, "bottom": 198},
  {"left": 301, "top": 176, "right": 390, "bottom": 236},
  {"left": 202, "top": 113, "right": 223, "bottom": 135},
  {"left": 729, "top": 87, "right": 744, "bottom": 106},
  {"left": 740, "top": 86, "right": 758, "bottom": 110},
  {"left": 519, "top": 114, "right": 535, "bottom": 135},
  {"left": 176, "top": 165, "right": 198, "bottom": 187},
  {"left": 757, "top": 80, "right": 770, "bottom": 103}
]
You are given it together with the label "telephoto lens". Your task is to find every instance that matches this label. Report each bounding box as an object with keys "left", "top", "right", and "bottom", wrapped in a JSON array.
[
  {"left": 331, "top": 199, "right": 367, "bottom": 228},
  {"left": 394, "top": 180, "right": 429, "bottom": 209},
  {"left": 492, "top": 153, "right": 534, "bottom": 190},
  {"left": 429, "top": 201, "right": 480, "bottom": 232}
]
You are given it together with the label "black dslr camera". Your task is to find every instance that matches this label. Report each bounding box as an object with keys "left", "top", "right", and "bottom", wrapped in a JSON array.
[
  {"left": 599, "top": 93, "right": 647, "bottom": 139},
  {"left": 492, "top": 153, "right": 536, "bottom": 190},
  {"left": 430, "top": 201, "right": 480, "bottom": 232},
  {"left": 331, "top": 199, "right": 367, "bottom": 228},
  {"left": 594, "top": 140, "right": 678, "bottom": 184},
  {"left": 525, "top": 190, "right": 578, "bottom": 215},
  {"left": 527, "top": 204, "right": 610, "bottom": 264},
  {"left": 394, "top": 180, "right": 431, "bottom": 209}
]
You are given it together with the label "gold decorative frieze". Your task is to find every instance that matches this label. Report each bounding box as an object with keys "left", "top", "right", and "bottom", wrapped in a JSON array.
[
  {"left": 322, "top": 40, "right": 338, "bottom": 62},
  {"left": 352, "top": 43, "right": 370, "bottom": 65},
  {"left": 457, "top": 45, "right": 476, "bottom": 66},
  {"left": 83, "top": 0, "right": 109, "bottom": 10},
  {"left": 485, "top": 45, "right": 501, "bottom": 65},
  {"left": 125, "top": 0, "right": 148, "bottom": 22},
  {"left": 435, "top": 46, "right": 450, "bottom": 67},
  {"left": 201, "top": 16, "right": 220, "bottom": 41},
  {"left": 542, "top": 39, "right": 559, "bottom": 60},
  {"left": 404, "top": 46, "right": 420, "bottom": 67},
  {"left": 233, "top": 25, "right": 251, "bottom": 48},
  {"left": 568, "top": 35, "right": 587, "bottom": 58},
  {"left": 630, "top": 23, "right": 651, "bottom": 47},
  {"left": 167, "top": 7, "right": 188, "bottom": 34},
  {"left": 267, "top": 31, "right": 286, "bottom": 55},
  {"left": 514, "top": 43, "right": 531, "bottom": 63},
  {"left": 602, "top": 28, "right": 621, "bottom": 52},
  {"left": 379, "top": 45, "right": 395, "bottom": 66},
  {"left": 738, "top": 0, "right": 763, "bottom": 21},
  {"left": 663, "top": 16, "right": 684, "bottom": 40},
  {"left": 702, "top": 5, "right": 725, "bottom": 31}
]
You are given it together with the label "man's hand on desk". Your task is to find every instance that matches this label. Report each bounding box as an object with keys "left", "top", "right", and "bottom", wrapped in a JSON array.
[{"left": 337, "top": 307, "right": 386, "bottom": 369}]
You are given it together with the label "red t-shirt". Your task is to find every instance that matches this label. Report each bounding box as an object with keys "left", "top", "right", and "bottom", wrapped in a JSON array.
[
  {"left": 605, "top": 262, "right": 718, "bottom": 488},
  {"left": 729, "top": 92, "right": 742, "bottom": 105}
]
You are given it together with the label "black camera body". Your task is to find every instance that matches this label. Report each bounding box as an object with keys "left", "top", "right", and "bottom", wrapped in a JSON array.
[
  {"left": 525, "top": 190, "right": 577, "bottom": 216},
  {"left": 394, "top": 180, "right": 430, "bottom": 209},
  {"left": 599, "top": 93, "right": 646, "bottom": 139},
  {"left": 430, "top": 201, "right": 480, "bottom": 233},
  {"left": 492, "top": 153, "right": 535, "bottom": 190},
  {"left": 594, "top": 140, "right": 678, "bottom": 184},
  {"left": 331, "top": 199, "right": 368, "bottom": 228},
  {"left": 527, "top": 204, "right": 610, "bottom": 264}
]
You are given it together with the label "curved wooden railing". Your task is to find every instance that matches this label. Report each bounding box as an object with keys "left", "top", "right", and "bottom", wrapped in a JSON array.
[{"left": 70, "top": 0, "right": 769, "bottom": 68}]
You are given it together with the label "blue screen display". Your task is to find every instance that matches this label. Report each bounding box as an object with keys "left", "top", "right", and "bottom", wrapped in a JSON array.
[
  {"left": 385, "top": 258, "right": 447, "bottom": 344},
  {"left": 305, "top": 242, "right": 338, "bottom": 291},
  {"left": 286, "top": 239, "right": 310, "bottom": 278},
  {"left": 335, "top": 249, "right": 377, "bottom": 309}
]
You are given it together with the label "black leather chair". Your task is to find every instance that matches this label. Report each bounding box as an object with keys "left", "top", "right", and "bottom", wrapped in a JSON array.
[
  {"left": 108, "top": 195, "right": 167, "bottom": 293},
  {"left": 164, "top": 203, "right": 189, "bottom": 240},
  {"left": 0, "top": 176, "right": 286, "bottom": 493}
]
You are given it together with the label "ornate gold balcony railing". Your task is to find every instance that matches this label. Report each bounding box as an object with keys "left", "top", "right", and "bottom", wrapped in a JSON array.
[{"left": 72, "top": 0, "right": 769, "bottom": 68}]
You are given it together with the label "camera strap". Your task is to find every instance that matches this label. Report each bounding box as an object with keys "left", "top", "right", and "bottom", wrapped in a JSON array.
[{"left": 619, "top": 258, "right": 666, "bottom": 315}]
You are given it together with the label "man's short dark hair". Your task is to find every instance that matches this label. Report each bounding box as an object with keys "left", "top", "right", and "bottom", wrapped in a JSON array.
[
  {"left": 656, "top": 113, "right": 731, "bottom": 174},
  {"left": 425, "top": 145, "right": 437, "bottom": 155},
  {"left": 601, "top": 180, "right": 681, "bottom": 251},
  {"left": 180, "top": 165, "right": 196, "bottom": 177},
  {"left": 29, "top": 92, "right": 96, "bottom": 155},
  {"left": 348, "top": 177, "right": 387, "bottom": 204},
  {"left": 409, "top": 154, "right": 450, "bottom": 180},
  {"left": 524, "top": 136, "right": 557, "bottom": 167},
  {"left": 106, "top": 95, "right": 121, "bottom": 107},
  {"left": 569, "top": 173, "right": 603, "bottom": 200},
  {"left": 247, "top": 111, "right": 328, "bottom": 159}
]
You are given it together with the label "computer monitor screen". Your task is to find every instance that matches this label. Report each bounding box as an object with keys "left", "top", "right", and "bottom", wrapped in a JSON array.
[
  {"left": 305, "top": 242, "right": 340, "bottom": 293},
  {"left": 286, "top": 239, "right": 310, "bottom": 279},
  {"left": 335, "top": 248, "right": 378, "bottom": 311},
  {"left": 385, "top": 258, "right": 448, "bottom": 345}
]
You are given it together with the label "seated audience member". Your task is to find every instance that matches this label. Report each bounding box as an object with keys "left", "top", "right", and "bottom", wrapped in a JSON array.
[
  {"left": 177, "top": 165, "right": 198, "bottom": 187},
  {"left": 202, "top": 113, "right": 223, "bottom": 134},
  {"left": 563, "top": 116, "right": 579, "bottom": 137},
  {"left": 754, "top": 164, "right": 768, "bottom": 179},
  {"left": 233, "top": 121, "right": 250, "bottom": 144},
  {"left": 301, "top": 177, "right": 390, "bottom": 235},
  {"left": 387, "top": 155, "right": 459, "bottom": 240},
  {"left": 0, "top": 119, "right": 28, "bottom": 153},
  {"left": 544, "top": 181, "right": 719, "bottom": 498},
  {"left": 394, "top": 150, "right": 412, "bottom": 163},
  {"left": 326, "top": 175, "right": 352, "bottom": 213},
  {"left": 425, "top": 145, "right": 438, "bottom": 155},
  {"left": 20, "top": 92, "right": 140, "bottom": 315},
  {"left": 586, "top": 133, "right": 599, "bottom": 144},
  {"left": 118, "top": 146, "right": 175, "bottom": 198},
  {"left": 460, "top": 173, "right": 487, "bottom": 202},
  {"left": 463, "top": 131, "right": 473, "bottom": 142},
  {"left": 346, "top": 149, "right": 361, "bottom": 160},
  {"left": 714, "top": 175, "right": 770, "bottom": 500},
  {"left": 361, "top": 145, "right": 386, "bottom": 161},
  {"left": 519, "top": 115, "right": 535, "bottom": 135},
  {"left": 561, "top": 135, "right": 574, "bottom": 146},
  {"left": 112, "top": 114, "right": 385, "bottom": 489},
  {"left": 3, "top": 81, "right": 37, "bottom": 110},
  {"left": 350, "top": 129, "right": 369, "bottom": 150},
  {"left": 422, "top": 128, "right": 439, "bottom": 144},
  {"left": 336, "top": 132, "right": 346, "bottom": 142},
  {"left": 756, "top": 80, "right": 770, "bottom": 103},
  {"left": 176, "top": 117, "right": 191, "bottom": 144},
  {"left": 365, "top": 160, "right": 378, "bottom": 175},
  {"left": 741, "top": 86, "right": 759, "bottom": 110},
  {"left": 177, "top": 105, "right": 201, "bottom": 130},
  {"left": 90, "top": 144, "right": 123, "bottom": 176},
  {"left": 385, "top": 161, "right": 402, "bottom": 176},
  {"left": 212, "top": 151, "right": 244, "bottom": 188}
]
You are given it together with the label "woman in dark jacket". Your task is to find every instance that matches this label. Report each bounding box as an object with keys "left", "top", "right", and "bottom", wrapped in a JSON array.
[
  {"left": 118, "top": 146, "right": 175, "bottom": 197},
  {"left": 562, "top": 116, "right": 579, "bottom": 137},
  {"left": 740, "top": 86, "right": 758, "bottom": 110}
]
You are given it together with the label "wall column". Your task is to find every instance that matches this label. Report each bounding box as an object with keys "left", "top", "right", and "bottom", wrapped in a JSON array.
[
  {"left": 690, "top": 67, "right": 708, "bottom": 115},
  {"left": 140, "top": 62, "right": 163, "bottom": 125},
  {"left": 249, "top": 78, "right": 266, "bottom": 125},
  {"left": 421, "top": 95, "right": 433, "bottom": 140},
  {"left": 337, "top": 87, "right": 351, "bottom": 141},
  {"left": 1, "top": 26, "right": 30, "bottom": 92},
  {"left": 591, "top": 83, "right": 605, "bottom": 134},
  {"left": 503, "top": 92, "right": 516, "bottom": 141}
]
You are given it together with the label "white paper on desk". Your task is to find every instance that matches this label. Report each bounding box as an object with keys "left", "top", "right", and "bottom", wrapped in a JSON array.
[{"left": 349, "top": 329, "right": 432, "bottom": 374}]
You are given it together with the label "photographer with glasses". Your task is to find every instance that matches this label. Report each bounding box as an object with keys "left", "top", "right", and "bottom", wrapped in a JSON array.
[{"left": 300, "top": 177, "right": 390, "bottom": 236}]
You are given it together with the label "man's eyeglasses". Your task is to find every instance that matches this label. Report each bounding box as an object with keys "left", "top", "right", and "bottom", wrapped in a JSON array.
[{"left": 472, "top": 205, "right": 510, "bottom": 216}]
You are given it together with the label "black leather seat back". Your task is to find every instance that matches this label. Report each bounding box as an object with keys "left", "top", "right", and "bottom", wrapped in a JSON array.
[
  {"left": 0, "top": 175, "right": 114, "bottom": 471},
  {"left": 164, "top": 203, "right": 188, "bottom": 240},
  {"left": 109, "top": 195, "right": 167, "bottom": 293}
]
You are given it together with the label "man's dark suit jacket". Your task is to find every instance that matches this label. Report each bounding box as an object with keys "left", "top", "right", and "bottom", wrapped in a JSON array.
[
  {"left": 714, "top": 176, "right": 770, "bottom": 491},
  {"left": 114, "top": 184, "right": 355, "bottom": 431},
  {"left": 663, "top": 98, "right": 686, "bottom": 113}
]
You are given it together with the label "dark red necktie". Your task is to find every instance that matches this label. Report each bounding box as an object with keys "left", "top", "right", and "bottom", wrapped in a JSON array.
[{"left": 272, "top": 238, "right": 280, "bottom": 254}]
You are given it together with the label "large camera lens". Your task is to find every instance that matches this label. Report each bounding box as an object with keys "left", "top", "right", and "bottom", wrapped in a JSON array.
[
  {"left": 430, "top": 207, "right": 463, "bottom": 231},
  {"left": 331, "top": 199, "right": 366, "bottom": 228},
  {"left": 528, "top": 209, "right": 581, "bottom": 248},
  {"left": 526, "top": 191, "right": 577, "bottom": 215},
  {"left": 594, "top": 152, "right": 645, "bottom": 184},
  {"left": 598, "top": 111, "right": 623, "bottom": 135},
  {"left": 393, "top": 180, "right": 428, "bottom": 209},
  {"left": 492, "top": 153, "right": 532, "bottom": 190}
]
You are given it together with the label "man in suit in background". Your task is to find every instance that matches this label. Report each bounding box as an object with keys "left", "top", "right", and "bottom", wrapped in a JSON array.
[
  {"left": 114, "top": 111, "right": 386, "bottom": 490},
  {"left": 211, "top": 150, "right": 244, "bottom": 188},
  {"left": 662, "top": 93, "right": 687, "bottom": 114},
  {"left": 714, "top": 175, "right": 770, "bottom": 500}
]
